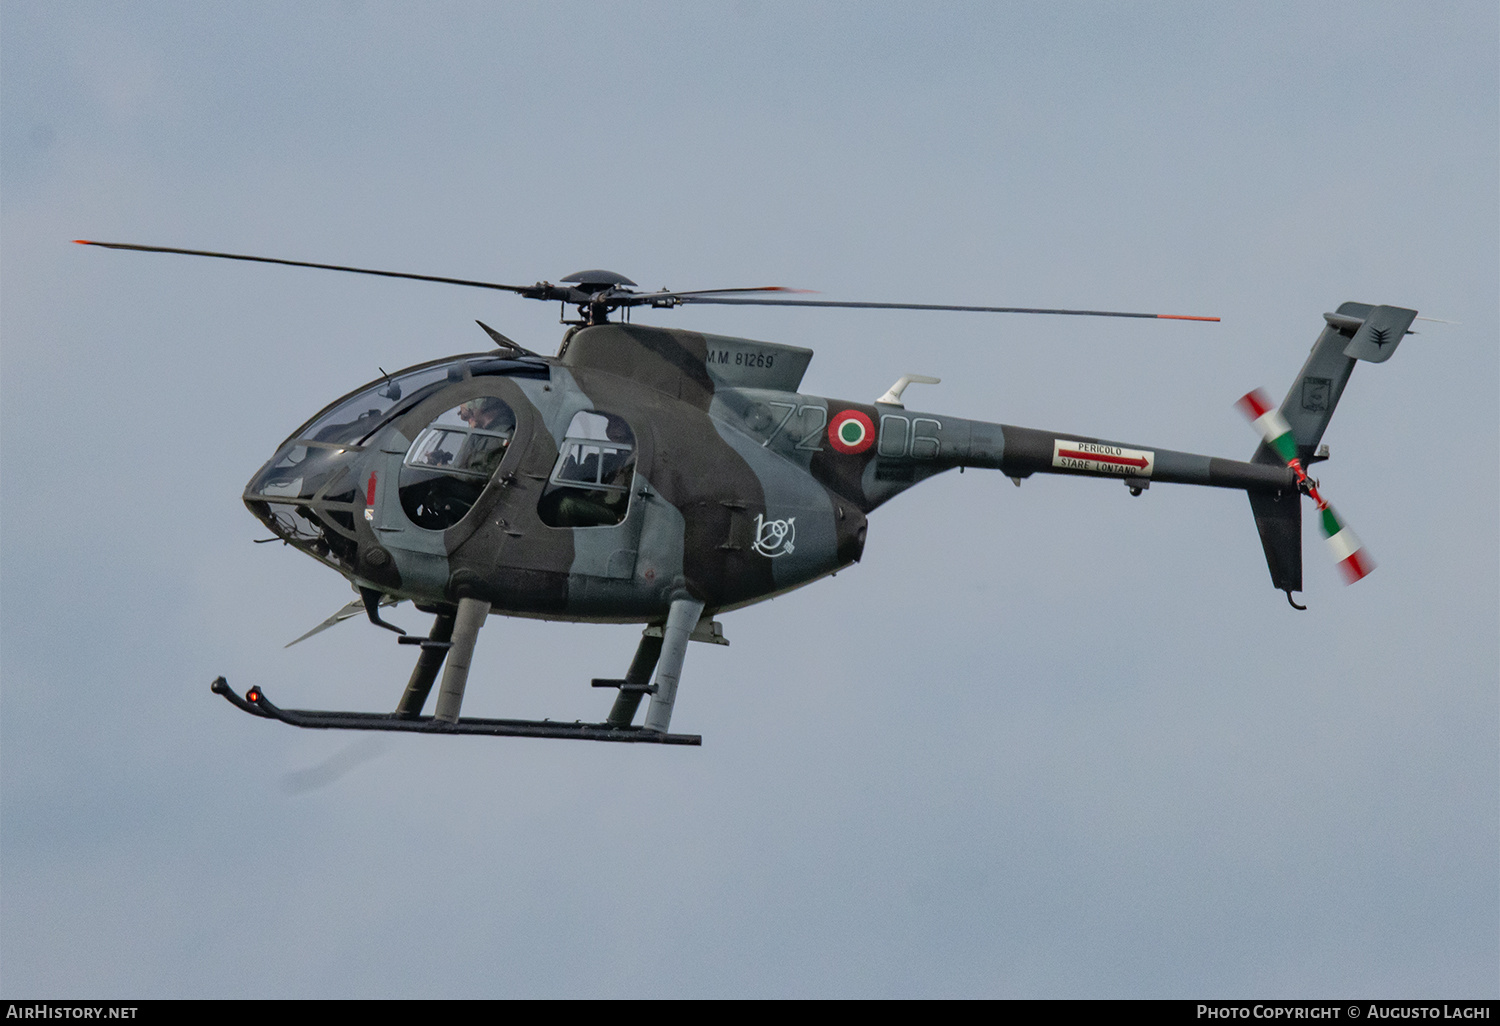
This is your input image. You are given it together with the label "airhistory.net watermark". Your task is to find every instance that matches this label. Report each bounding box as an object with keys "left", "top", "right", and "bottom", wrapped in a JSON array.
[{"left": 5, "top": 1007, "right": 137, "bottom": 1019}]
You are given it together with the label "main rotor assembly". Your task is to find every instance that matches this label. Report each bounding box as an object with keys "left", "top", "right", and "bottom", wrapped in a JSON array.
[{"left": 73, "top": 240, "right": 1220, "bottom": 327}]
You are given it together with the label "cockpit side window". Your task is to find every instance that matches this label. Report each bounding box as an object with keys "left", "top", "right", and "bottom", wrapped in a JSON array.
[
  {"left": 398, "top": 398, "right": 517, "bottom": 530},
  {"left": 538, "top": 411, "right": 636, "bottom": 528}
]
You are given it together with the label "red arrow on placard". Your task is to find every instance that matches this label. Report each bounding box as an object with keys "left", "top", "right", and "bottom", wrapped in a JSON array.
[{"left": 1056, "top": 447, "right": 1149, "bottom": 469}]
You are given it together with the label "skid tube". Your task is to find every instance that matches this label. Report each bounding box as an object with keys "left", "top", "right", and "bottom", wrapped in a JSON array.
[{"left": 210, "top": 678, "right": 702, "bottom": 745}]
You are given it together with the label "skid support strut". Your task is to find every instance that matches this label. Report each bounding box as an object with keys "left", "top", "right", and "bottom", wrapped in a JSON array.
[
  {"left": 605, "top": 633, "right": 664, "bottom": 726},
  {"left": 394, "top": 610, "right": 457, "bottom": 717},
  {"left": 433, "top": 598, "right": 490, "bottom": 723},
  {"left": 643, "top": 595, "right": 705, "bottom": 733}
]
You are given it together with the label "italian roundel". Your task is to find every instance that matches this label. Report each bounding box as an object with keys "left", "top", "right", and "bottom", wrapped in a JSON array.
[{"left": 827, "top": 409, "right": 875, "bottom": 454}]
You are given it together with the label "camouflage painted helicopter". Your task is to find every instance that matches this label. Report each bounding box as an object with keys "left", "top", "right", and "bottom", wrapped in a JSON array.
[{"left": 78, "top": 240, "right": 1417, "bottom": 745}]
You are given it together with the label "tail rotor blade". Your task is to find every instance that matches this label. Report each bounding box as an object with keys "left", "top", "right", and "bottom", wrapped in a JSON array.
[
  {"left": 1318, "top": 504, "right": 1375, "bottom": 584},
  {"left": 1236, "top": 388, "right": 1299, "bottom": 463},
  {"left": 1238, "top": 387, "right": 1374, "bottom": 585}
]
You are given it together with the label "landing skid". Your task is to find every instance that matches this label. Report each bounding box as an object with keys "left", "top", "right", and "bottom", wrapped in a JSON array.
[{"left": 211, "top": 678, "right": 702, "bottom": 745}]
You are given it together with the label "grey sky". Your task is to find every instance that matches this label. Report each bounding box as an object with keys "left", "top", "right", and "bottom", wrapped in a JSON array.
[{"left": 2, "top": 1, "right": 1496, "bottom": 998}]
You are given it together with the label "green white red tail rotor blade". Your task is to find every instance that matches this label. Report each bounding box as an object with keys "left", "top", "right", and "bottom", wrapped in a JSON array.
[
  {"left": 1318, "top": 504, "right": 1375, "bottom": 584},
  {"left": 1236, "top": 388, "right": 1299, "bottom": 464},
  {"left": 1238, "top": 388, "right": 1374, "bottom": 585}
]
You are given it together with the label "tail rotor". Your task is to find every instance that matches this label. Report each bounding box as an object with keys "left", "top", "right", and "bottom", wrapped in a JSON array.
[{"left": 1238, "top": 388, "right": 1375, "bottom": 585}]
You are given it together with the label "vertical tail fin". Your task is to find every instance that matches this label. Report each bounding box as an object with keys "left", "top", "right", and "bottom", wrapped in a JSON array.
[
  {"left": 1242, "top": 302, "right": 1415, "bottom": 604},
  {"left": 1250, "top": 303, "right": 1418, "bottom": 468}
]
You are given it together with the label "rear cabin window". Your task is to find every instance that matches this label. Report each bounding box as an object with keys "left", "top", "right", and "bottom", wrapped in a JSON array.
[
  {"left": 398, "top": 398, "right": 516, "bottom": 530},
  {"left": 538, "top": 411, "right": 636, "bottom": 528}
]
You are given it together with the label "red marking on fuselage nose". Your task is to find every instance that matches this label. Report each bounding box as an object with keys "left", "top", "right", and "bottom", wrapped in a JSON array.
[
  {"left": 366, "top": 472, "right": 378, "bottom": 505},
  {"left": 1056, "top": 448, "right": 1149, "bottom": 469}
]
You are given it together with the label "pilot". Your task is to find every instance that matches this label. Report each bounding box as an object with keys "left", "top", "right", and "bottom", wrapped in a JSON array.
[
  {"left": 458, "top": 397, "right": 514, "bottom": 434},
  {"left": 456, "top": 397, "right": 514, "bottom": 479}
]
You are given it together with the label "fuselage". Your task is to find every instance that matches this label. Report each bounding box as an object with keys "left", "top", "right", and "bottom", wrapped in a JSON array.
[{"left": 245, "top": 322, "right": 1295, "bottom": 623}]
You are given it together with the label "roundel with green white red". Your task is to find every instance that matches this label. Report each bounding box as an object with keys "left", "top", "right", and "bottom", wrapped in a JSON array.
[{"left": 828, "top": 409, "right": 875, "bottom": 455}]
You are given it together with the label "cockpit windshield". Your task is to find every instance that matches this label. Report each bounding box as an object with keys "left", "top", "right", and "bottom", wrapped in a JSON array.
[{"left": 290, "top": 361, "right": 456, "bottom": 447}]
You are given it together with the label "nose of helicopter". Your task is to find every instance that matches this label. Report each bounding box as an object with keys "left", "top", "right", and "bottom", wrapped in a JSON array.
[
  {"left": 244, "top": 441, "right": 366, "bottom": 566},
  {"left": 240, "top": 358, "right": 461, "bottom": 564}
]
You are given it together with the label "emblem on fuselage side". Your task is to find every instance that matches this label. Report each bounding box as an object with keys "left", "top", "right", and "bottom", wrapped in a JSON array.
[
  {"left": 751, "top": 513, "right": 797, "bottom": 557},
  {"left": 828, "top": 409, "right": 875, "bottom": 454}
]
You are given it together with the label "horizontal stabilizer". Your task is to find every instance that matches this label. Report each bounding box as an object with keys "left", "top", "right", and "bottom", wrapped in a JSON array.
[{"left": 1339, "top": 305, "right": 1418, "bottom": 364}]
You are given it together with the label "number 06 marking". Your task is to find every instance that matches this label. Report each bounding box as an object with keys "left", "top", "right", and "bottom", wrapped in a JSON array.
[{"left": 878, "top": 415, "right": 942, "bottom": 458}]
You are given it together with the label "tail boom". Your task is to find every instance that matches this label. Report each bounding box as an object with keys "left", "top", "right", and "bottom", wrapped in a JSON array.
[{"left": 981, "top": 424, "right": 1297, "bottom": 494}]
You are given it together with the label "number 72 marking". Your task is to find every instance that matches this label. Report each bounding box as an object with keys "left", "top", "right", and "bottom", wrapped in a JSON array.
[{"left": 762, "top": 402, "right": 828, "bottom": 452}]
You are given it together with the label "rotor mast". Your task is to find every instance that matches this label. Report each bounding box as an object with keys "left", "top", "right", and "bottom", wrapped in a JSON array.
[{"left": 557, "top": 269, "right": 638, "bottom": 325}]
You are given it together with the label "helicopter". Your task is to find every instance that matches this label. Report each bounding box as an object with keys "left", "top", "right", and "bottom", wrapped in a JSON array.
[{"left": 77, "top": 239, "right": 1418, "bottom": 746}]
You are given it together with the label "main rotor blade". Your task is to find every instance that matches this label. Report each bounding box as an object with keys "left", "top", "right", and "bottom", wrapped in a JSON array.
[
  {"left": 631, "top": 285, "right": 816, "bottom": 302},
  {"left": 75, "top": 240, "right": 1220, "bottom": 321},
  {"left": 675, "top": 295, "right": 1220, "bottom": 321},
  {"left": 74, "top": 240, "right": 535, "bottom": 295}
]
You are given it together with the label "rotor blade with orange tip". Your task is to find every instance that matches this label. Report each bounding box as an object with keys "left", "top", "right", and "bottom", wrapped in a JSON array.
[{"left": 674, "top": 295, "right": 1220, "bottom": 320}]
